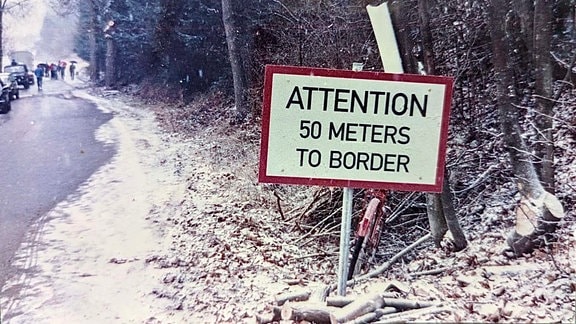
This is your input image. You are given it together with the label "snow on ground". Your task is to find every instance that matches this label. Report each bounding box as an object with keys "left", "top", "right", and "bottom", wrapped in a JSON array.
[
  {"left": 0, "top": 88, "right": 188, "bottom": 323},
  {"left": 0, "top": 82, "right": 337, "bottom": 323},
  {"left": 1, "top": 76, "right": 575, "bottom": 323}
]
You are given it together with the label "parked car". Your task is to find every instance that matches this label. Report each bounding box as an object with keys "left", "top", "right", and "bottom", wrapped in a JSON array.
[
  {"left": 0, "top": 72, "right": 20, "bottom": 100},
  {"left": 0, "top": 81, "right": 11, "bottom": 114},
  {"left": 3, "top": 64, "right": 34, "bottom": 89}
]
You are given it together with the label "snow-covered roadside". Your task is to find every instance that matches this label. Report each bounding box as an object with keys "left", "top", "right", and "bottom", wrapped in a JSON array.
[
  {"left": 0, "top": 90, "right": 188, "bottom": 323},
  {"left": 3, "top": 84, "right": 573, "bottom": 323},
  {"left": 0, "top": 86, "right": 336, "bottom": 324}
]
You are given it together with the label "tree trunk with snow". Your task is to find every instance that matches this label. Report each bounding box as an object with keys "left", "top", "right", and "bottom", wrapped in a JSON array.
[
  {"left": 0, "top": 8, "right": 4, "bottom": 68},
  {"left": 88, "top": 0, "right": 99, "bottom": 82},
  {"left": 532, "top": 0, "right": 555, "bottom": 193},
  {"left": 221, "top": 0, "right": 250, "bottom": 122},
  {"left": 104, "top": 21, "right": 116, "bottom": 88},
  {"left": 488, "top": 0, "right": 564, "bottom": 256},
  {"left": 414, "top": 0, "right": 467, "bottom": 251}
]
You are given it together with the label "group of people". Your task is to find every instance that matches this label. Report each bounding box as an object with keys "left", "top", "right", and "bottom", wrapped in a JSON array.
[{"left": 33, "top": 61, "right": 77, "bottom": 90}]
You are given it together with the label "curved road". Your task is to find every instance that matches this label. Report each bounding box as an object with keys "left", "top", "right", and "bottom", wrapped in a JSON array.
[{"left": 0, "top": 89, "right": 114, "bottom": 288}]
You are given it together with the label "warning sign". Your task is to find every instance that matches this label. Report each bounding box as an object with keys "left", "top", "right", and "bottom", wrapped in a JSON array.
[{"left": 258, "top": 65, "right": 453, "bottom": 192}]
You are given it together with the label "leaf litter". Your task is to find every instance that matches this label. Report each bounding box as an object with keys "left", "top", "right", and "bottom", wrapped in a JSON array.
[{"left": 1, "top": 87, "right": 574, "bottom": 323}]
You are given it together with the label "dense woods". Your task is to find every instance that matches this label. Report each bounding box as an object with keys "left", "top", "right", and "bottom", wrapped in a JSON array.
[{"left": 50, "top": 0, "right": 574, "bottom": 255}]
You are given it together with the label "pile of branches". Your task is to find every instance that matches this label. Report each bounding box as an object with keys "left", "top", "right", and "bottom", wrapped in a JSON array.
[{"left": 256, "top": 282, "right": 447, "bottom": 323}]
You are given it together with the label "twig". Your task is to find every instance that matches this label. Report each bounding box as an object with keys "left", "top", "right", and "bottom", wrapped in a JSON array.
[
  {"left": 551, "top": 51, "right": 576, "bottom": 101},
  {"left": 294, "top": 252, "right": 335, "bottom": 260},
  {"left": 293, "top": 208, "right": 340, "bottom": 244},
  {"left": 286, "top": 188, "right": 334, "bottom": 223},
  {"left": 273, "top": 190, "right": 285, "bottom": 220},
  {"left": 408, "top": 267, "right": 449, "bottom": 277},
  {"left": 354, "top": 233, "right": 432, "bottom": 282},
  {"left": 326, "top": 234, "right": 432, "bottom": 293},
  {"left": 454, "top": 164, "right": 498, "bottom": 194}
]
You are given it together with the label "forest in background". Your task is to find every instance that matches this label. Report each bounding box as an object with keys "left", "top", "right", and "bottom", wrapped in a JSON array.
[{"left": 49, "top": 0, "right": 575, "bottom": 255}]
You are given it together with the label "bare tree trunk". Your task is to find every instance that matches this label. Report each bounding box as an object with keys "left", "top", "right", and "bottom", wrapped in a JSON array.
[
  {"left": 418, "top": 0, "right": 434, "bottom": 76},
  {"left": 426, "top": 194, "right": 447, "bottom": 246},
  {"left": 388, "top": 2, "right": 417, "bottom": 74},
  {"left": 221, "top": 0, "right": 250, "bottom": 121},
  {"left": 104, "top": 21, "right": 116, "bottom": 88},
  {"left": 88, "top": 0, "right": 99, "bottom": 82},
  {"left": 105, "top": 37, "right": 115, "bottom": 87},
  {"left": 533, "top": 0, "right": 555, "bottom": 193},
  {"left": 488, "top": 0, "right": 564, "bottom": 256},
  {"left": 417, "top": 0, "right": 467, "bottom": 251},
  {"left": 440, "top": 173, "right": 467, "bottom": 250},
  {"left": 0, "top": 9, "right": 3, "bottom": 68},
  {"left": 388, "top": 0, "right": 468, "bottom": 251}
]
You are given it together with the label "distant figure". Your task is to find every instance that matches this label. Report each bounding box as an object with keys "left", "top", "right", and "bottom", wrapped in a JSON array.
[
  {"left": 50, "top": 63, "right": 58, "bottom": 80},
  {"left": 10, "top": 59, "right": 17, "bottom": 66},
  {"left": 59, "top": 61, "right": 67, "bottom": 80},
  {"left": 34, "top": 65, "right": 44, "bottom": 90},
  {"left": 69, "top": 63, "right": 76, "bottom": 80}
]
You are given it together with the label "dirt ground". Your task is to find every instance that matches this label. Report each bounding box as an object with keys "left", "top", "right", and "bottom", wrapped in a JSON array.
[{"left": 1, "top": 86, "right": 575, "bottom": 323}]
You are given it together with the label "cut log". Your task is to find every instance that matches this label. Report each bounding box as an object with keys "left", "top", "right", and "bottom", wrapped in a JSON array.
[
  {"left": 275, "top": 290, "right": 311, "bottom": 306},
  {"left": 326, "top": 293, "right": 397, "bottom": 308},
  {"left": 310, "top": 284, "right": 331, "bottom": 303},
  {"left": 281, "top": 302, "right": 337, "bottom": 323},
  {"left": 508, "top": 191, "right": 565, "bottom": 255},
  {"left": 326, "top": 296, "right": 355, "bottom": 308},
  {"left": 382, "top": 297, "right": 437, "bottom": 310},
  {"left": 330, "top": 293, "right": 387, "bottom": 323},
  {"left": 255, "top": 306, "right": 282, "bottom": 324},
  {"left": 342, "top": 307, "right": 396, "bottom": 324},
  {"left": 373, "top": 304, "right": 450, "bottom": 322},
  {"left": 331, "top": 294, "right": 436, "bottom": 323}
]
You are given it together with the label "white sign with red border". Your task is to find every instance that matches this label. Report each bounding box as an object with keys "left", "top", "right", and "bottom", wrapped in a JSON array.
[{"left": 259, "top": 65, "right": 453, "bottom": 192}]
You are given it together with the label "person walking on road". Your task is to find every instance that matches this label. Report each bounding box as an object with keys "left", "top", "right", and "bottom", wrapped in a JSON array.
[
  {"left": 34, "top": 65, "right": 44, "bottom": 91},
  {"left": 59, "top": 61, "right": 67, "bottom": 80},
  {"left": 69, "top": 63, "right": 76, "bottom": 80}
]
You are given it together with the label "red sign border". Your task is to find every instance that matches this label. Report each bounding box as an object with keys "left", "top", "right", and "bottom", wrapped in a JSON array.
[{"left": 259, "top": 64, "right": 454, "bottom": 193}]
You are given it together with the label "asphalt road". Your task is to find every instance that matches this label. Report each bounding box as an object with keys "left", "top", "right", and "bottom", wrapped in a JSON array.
[{"left": 0, "top": 91, "right": 114, "bottom": 289}]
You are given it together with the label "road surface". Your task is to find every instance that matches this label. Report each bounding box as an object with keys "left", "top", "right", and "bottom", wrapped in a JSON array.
[{"left": 0, "top": 87, "right": 114, "bottom": 289}]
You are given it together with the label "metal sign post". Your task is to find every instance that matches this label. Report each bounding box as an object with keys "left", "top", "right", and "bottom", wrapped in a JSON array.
[
  {"left": 337, "top": 187, "right": 353, "bottom": 296},
  {"left": 258, "top": 3, "right": 453, "bottom": 296},
  {"left": 336, "top": 63, "right": 364, "bottom": 297}
]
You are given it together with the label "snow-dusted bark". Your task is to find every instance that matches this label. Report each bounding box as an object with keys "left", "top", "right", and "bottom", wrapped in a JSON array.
[
  {"left": 221, "top": 0, "right": 250, "bottom": 121},
  {"left": 487, "top": 0, "right": 564, "bottom": 256}
]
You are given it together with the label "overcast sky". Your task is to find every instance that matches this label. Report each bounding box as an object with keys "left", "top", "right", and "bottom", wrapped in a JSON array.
[{"left": 4, "top": 0, "right": 48, "bottom": 53}]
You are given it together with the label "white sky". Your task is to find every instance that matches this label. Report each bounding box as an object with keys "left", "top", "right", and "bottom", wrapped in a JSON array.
[{"left": 4, "top": 0, "right": 47, "bottom": 53}]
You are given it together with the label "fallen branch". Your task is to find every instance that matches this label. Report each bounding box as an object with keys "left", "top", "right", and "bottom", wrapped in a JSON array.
[
  {"left": 342, "top": 307, "right": 396, "bottom": 324},
  {"left": 330, "top": 294, "right": 438, "bottom": 323},
  {"left": 325, "top": 293, "right": 397, "bottom": 308},
  {"left": 372, "top": 304, "right": 451, "bottom": 323},
  {"left": 408, "top": 267, "right": 449, "bottom": 277},
  {"left": 330, "top": 292, "right": 393, "bottom": 323},
  {"left": 327, "top": 234, "right": 432, "bottom": 293},
  {"left": 275, "top": 290, "right": 311, "bottom": 306},
  {"left": 281, "top": 302, "right": 337, "bottom": 323},
  {"left": 354, "top": 233, "right": 432, "bottom": 282},
  {"left": 273, "top": 190, "right": 285, "bottom": 220},
  {"left": 382, "top": 297, "right": 438, "bottom": 310}
]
